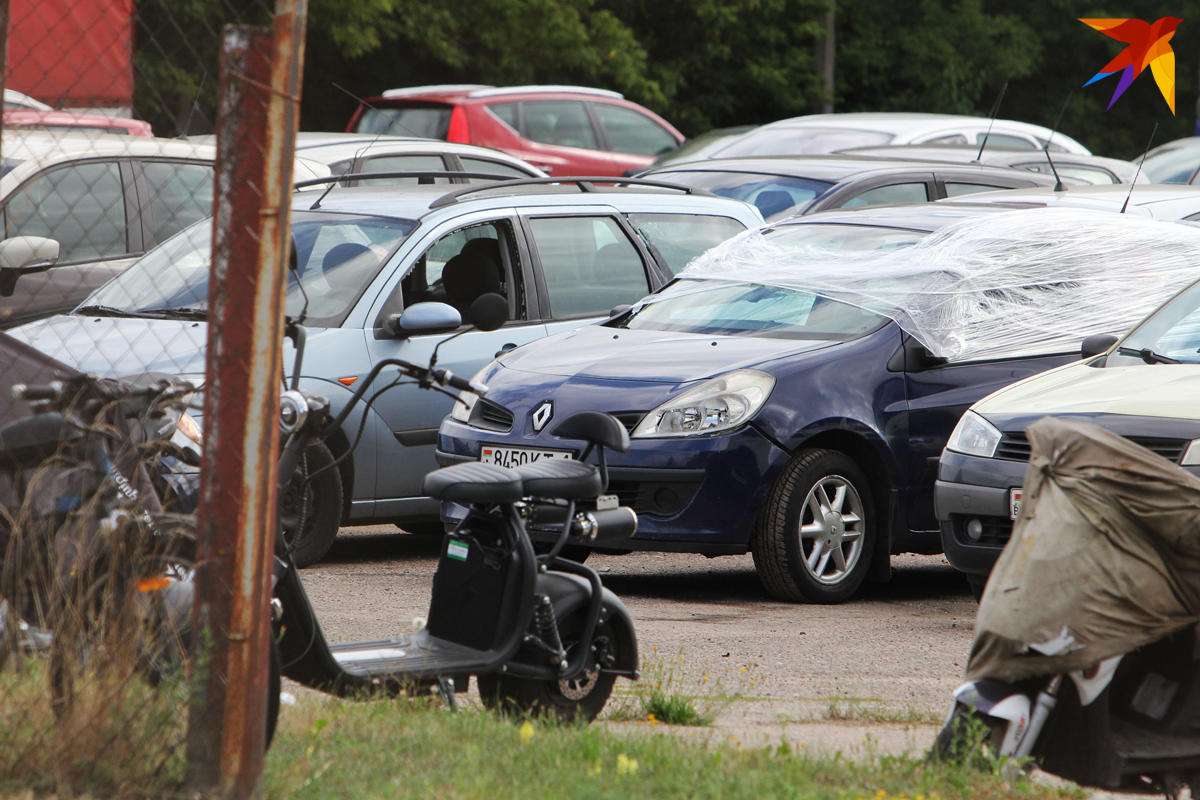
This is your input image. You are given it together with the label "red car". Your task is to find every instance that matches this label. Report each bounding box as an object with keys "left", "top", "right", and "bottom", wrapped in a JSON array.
[
  {"left": 346, "top": 84, "right": 683, "bottom": 177},
  {"left": 4, "top": 109, "right": 153, "bottom": 136}
]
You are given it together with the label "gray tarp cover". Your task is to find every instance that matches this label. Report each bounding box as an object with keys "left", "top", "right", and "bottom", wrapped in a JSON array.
[{"left": 967, "top": 417, "right": 1200, "bottom": 682}]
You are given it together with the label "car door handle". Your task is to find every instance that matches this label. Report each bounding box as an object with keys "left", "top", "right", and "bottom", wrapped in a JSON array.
[{"left": 495, "top": 342, "right": 518, "bottom": 358}]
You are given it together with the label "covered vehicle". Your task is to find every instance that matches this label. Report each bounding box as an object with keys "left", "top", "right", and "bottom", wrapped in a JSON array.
[
  {"left": 938, "top": 268, "right": 1200, "bottom": 594},
  {"left": 438, "top": 207, "right": 1200, "bottom": 603}
]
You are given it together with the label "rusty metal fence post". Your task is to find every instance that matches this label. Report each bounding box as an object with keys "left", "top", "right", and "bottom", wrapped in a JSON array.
[{"left": 186, "top": 2, "right": 306, "bottom": 797}]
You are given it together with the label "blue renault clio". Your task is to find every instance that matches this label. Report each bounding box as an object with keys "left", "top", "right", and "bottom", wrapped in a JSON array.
[{"left": 437, "top": 205, "right": 1200, "bottom": 603}]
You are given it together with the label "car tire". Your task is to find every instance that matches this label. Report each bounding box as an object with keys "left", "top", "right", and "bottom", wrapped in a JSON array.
[
  {"left": 281, "top": 441, "right": 342, "bottom": 568},
  {"left": 752, "top": 448, "right": 875, "bottom": 604}
]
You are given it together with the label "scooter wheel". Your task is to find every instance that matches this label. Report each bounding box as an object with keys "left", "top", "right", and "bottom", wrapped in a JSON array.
[
  {"left": 281, "top": 441, "right": 342, "bottom": 568},
  {"left": 477, "top": 612, "right": 617, "bottom": 723}
]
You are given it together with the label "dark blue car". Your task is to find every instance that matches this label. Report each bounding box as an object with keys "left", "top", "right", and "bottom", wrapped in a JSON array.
[{"left": 436, "top": 204, "right": 1142, "bottom": 603}]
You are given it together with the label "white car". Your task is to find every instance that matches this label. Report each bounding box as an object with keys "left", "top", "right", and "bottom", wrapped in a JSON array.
[
  {"left": 700, "top": 112, "right": 1091, "bottom": 160},
  {"left": 0, "top": 132, "right": 329, "bottom": 327},
  {"left": 936, "top": 183, "right": 1200, "bottom": 220}
]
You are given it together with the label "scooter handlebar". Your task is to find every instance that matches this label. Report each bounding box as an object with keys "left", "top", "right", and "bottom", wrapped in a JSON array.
[{"left": 529, "top": 504, "right": 638, "bottom": 543}]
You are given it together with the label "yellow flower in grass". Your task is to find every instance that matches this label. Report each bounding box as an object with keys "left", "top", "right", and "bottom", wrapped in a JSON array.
[
  {"left": 519, "top": 721, "right": 535, "bottom": 744},
  {"left": 616, "top": 753, "right": 639, "bottom": 775}
]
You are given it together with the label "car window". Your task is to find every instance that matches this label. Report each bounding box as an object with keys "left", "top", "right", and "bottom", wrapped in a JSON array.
[
  {"left": 626, "top": 213, "right": 747, "bottom": 275},
  {"left": 618, "top": 280, "right": 888, "bottom": 340},
  {"left": 397, "top": 220, "right": 525, "bottom": 322},
  {"left": 4, "top": 161, "right": 127, "bottom": 263},
  {"left": 592, "top": 103, "right": 677, "bottom": 156},
  {"left": 487, "top": 102, "right": 519, "bottom": 131},
  {"left": 355, "top": 105, "right": 452, "bottom": 139},
  {"left": 715, "top": 128, "right": 893, "bottom": 158},
  {"left": 142, "top": 160, "right": 213, "bottom": 246},
  {"left": 921, "top": 134, "right": 969, "bottom": 145},
  {"left": 522, "top": 102, "right": 598, "bottom": 150},
  {"left": 458, "top": 156, "right": 532, "bottom": 178},
  {"left": 975, "top": 132, "right": 1035, "bottom": 149},
  {"left": 654, "top": 170, "right": 833, "bottom": 221},
  {"left": 529, "top": 216, "right": 649, "bottom": 317},
  {"left": 944, "top": 182, "right": 1010, "bottom": 198},
  {"left": 1139, "top": 147, "right": 1200, "bottom": 184},
  {"left": 357, "top": 154, "right": 450, "bottom": 185},
  {"left": 1012, "top": 163, "right": 1116, "bottom": 185},
  {"left": 837, "top": 182, "right": 929, "bottom": 208}
]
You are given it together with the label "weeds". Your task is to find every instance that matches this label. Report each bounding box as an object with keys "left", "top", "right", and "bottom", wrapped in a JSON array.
[
  {"left": 822, "top": 696, "right": 943, "bottom": 725},
  {"left": 605, "top": 648, "right": 762, "bottom": 726}
]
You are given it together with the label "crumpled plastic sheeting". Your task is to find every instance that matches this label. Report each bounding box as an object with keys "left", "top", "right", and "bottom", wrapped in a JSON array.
[
  {"left": 966, "top": 417, "right": 1200, "bottom": 683},
  {"left": 680, "top": 208, "right": 1200, "bottom": 361}
]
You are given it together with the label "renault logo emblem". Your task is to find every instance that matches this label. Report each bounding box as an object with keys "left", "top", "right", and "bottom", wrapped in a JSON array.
[{"left": 532, "top": 401, "right": 554, "bottom": 432}]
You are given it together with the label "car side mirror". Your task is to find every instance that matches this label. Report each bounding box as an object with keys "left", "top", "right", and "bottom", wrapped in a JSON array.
[
  {"left": 1081, "top": 333, "right": 1119, "bottom": 360},
  {"left": 383, "top": 302, "right": 462, "bottom": 339},
  {"left": 609, "top": 304, "right": 632, "bottom": 318},
  {"left": 0, "top": 236, "right": 59, "bottom": 297}
]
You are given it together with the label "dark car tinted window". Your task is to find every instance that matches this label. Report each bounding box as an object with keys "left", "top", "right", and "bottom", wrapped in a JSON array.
[
  {"left": 142, "top": 160, "right": 213, "bottom": 245},
  {"left": 627, "top": 213, "right": 747, "bottom": 275},
  {"left": 355, "top": 105, "right": 452, "bottom": 139},
  {"left": 487, "top": 102, "right": 519, "bottom": 130},
  {"left": 837, "top": 182, "right": 929, "bottom": 208},
  {"left": 529, "top": 216, "right": 648, "bottom": 317},
  {"left": 522, "top": 102, "right": 597, "bottom": 150},
  {"left": 716, "top": 128, "right": 893, "bottom": 157},
  {"left": 5, "top": 161, "right": 127, "bottom": 263},
  {"left": 359, "top": 154, "right": 451, "bottom": 184},
  {"left": 619, "top": 280, "right": 888, "bottom": 340},
  {"left": 656, "top": 170, "right": 833, "bottom": 221},
  {"left": 592, "top": 103, "right": 676, "bottom": 156},
  {"left": 944, "top": 182, "right": 1009, "bottom": 198}
]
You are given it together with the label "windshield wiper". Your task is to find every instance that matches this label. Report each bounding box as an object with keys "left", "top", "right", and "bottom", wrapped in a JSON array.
[
  {"left": 75, "top": 304, "right": 163, "bottom": 320},
  {"left": 141, "top": 307, "right": 208, "bottom": 321},
  {"left": 1117, "top": 346, "right": 1181, "bottom": 365}
]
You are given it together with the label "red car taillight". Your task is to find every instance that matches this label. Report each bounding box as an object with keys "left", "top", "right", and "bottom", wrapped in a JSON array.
[{"left": 447, "top": 106, "right": 470, "bottom": 143}]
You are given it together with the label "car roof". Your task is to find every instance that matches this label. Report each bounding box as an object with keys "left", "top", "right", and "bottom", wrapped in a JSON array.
[
  {"left": 935, "top": 183, "right": 1200, "bottom": 218},
  {"left": 777, "top": 201, "right": 1020, "bottom": 233},
  {"left": 289, "top": 179, "right": 762, "bottom": 223},
  {"left": 373, "top": 84, "right": 624, "bottom": 102},
  {"left": 646, "top": 154, "right": 1053, "bottom": 183},
  {"left": 292, "top": 138, "right": 542, "bottom": 172}
]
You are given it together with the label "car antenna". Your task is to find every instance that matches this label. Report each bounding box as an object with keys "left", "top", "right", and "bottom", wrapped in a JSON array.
[
  {"left": 177, "top": 71, "right": 208, "bottom": 139},
  {"left": 309, "top": 83, "right": 422, "bottom": 210},
  {"left": 1122, "top": 122, "right": 1158, "bottom": 213},
  {"left": 1043, "top": 89, "right": 1072, "bottom": 192},
  {"left": 973, "top": 78, "right": 1009, "bottom": 163}
]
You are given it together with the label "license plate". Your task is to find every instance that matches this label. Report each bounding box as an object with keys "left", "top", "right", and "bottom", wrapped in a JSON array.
[
  {"left": 479, "top": 445, "right": 573, "bottom": 468},
  {"left": 1010, "top": 488, "right": 1023, "bottom": 520}
]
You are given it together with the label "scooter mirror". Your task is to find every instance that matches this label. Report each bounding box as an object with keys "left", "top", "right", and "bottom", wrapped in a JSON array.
[{"left": 470, "top": 293, "right": 508, "bottom": 332}]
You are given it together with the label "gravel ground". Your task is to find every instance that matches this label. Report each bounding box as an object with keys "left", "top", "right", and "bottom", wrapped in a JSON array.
[{"left": 292, "top": 525, "right": 979, "bottom": 756}]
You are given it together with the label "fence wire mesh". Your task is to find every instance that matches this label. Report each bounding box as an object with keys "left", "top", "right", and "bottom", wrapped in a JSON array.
[{"left": 0, "top": 0, "right": 295, "bottom": 795}]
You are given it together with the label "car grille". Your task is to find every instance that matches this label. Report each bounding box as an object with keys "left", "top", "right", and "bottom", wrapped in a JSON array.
[
  {"left": 996, "top": 431, "right": 1188, "bottom": 463},
  {"left": 468, "top": 399, "right": 514, "bottom": 432},
  {"left": 612, "top": 412, "right": 645, "bottom": 434},
  {"left": 950, "top": 514, "right": 1013, "bottom": 548}
]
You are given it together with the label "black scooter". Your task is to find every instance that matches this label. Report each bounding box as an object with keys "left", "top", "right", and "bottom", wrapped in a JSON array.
[{"left": 270, "top": 294, "right": 640, "bottom": 720}]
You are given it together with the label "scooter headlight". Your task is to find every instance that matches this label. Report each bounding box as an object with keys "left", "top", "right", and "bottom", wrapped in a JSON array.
[
  {"left": 279, "top": 390, "right": 309, "bottom": 435},
  {"left": 945, "top": 411, "right": 1003, "bottom": 458},
  {"left": 631, "top": 369, "right": 775, "bottom": 438}
]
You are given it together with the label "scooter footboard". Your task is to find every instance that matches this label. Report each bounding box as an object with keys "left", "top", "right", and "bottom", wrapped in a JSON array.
[
  {"left": 951, "top": 679, "right": 1032, "bottom": 757},
  {"left": 532, "top": 571, "right": 638, "bottom": 677}
]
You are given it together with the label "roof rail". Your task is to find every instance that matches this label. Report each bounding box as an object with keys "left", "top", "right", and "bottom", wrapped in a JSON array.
[
  {"left": 467, "top": 85, "right": 623, "bottom": 100},
  {"left": 428, "top": 176, "right": 713, "bottom": 209},
  {"left": 380, "top": 84, "right": 493, "bottom": 98},
  {"left": 293, "top": 171, "right": 522, "bottom": 191}
]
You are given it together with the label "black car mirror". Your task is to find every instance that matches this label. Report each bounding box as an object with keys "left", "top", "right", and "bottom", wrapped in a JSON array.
[
  {"left": 469, "top": 293, "right": 508, "bottom": 332},
  {"left": 609, "top": 304, "right": 632, "bottom": 318},
  {"left": 0, "top": 236, "right": 59, "bottom": 297},
  {"left": 1081, "top": 333, "right": 1119, "bottom": 360},
  {"left": 384, "top": 302, "right": 462, "bottom": 339}
]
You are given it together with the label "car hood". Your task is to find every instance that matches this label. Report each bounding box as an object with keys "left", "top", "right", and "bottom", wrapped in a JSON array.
[
  {"left": 975, "top": 360, "right": 1200, "bottom": 422},
  {"left": 9, "top": 314, "right": 210, "bottom": 376},
  {"left": 499, "top": 325, "right": 839, "bottom": 382}
]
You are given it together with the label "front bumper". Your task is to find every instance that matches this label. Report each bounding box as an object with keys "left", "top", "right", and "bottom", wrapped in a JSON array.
[
  {"left": 935, "top": 449, "right": 1027, "bottom": 577},
  {"left": 437, "top": 417, "right": 788, "bottom": 552}
]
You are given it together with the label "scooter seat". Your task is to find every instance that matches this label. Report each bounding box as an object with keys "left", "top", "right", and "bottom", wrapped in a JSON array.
[
  {"left": 515, "top": 459, "right": 602, "bottom": 499},
  {"left": 423, "top": 462, "right": 524, "bottom": 504}
]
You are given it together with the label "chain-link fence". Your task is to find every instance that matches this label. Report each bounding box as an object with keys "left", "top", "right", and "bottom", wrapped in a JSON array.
[{"left": 0, "top": 0, "right": 302, "bottom": 796}]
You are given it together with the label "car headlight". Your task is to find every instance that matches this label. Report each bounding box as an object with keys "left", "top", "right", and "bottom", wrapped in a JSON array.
[
  {"left": 631, "top": 369, "right": 775, "bottom": 438},
  {"left": 449, "top": 367, "right": 489, "bottom": 424},
  {"left": 945, "top": 411, "right": 1003, "bottom": 458},
  {"left": 1181, "top": 439, "right": 1200, "bottom": 466}
]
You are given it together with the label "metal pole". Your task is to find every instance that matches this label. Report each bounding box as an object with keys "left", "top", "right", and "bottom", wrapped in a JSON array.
[
  {"left": 186, "top": 0, "right": 306, "bottom": 796},
  {"left": 0, "top": 0, "right": 9, "bottom": 167}
]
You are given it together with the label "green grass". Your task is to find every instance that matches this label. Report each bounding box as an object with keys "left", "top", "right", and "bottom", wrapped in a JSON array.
[
  {"left": 822, "top": 697, "right": 944, "bottom": 726},
  {"left": 261, "top": 695, "right": 1083, "bottom": 800},
  {"left": 605, "top": 650, "right": 760, "bottom": 726}
]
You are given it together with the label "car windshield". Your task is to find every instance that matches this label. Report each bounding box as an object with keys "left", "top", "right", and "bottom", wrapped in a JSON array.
[
  {"left": 616, "top": 279, "right": 889, "bottom": 340},
  {"left": 656, "top": 170, "right": 833, "bottom": 221},
  {"left": 87, "top": 211, "right": 417, "bottom": 327},
  {"left": 1139, "top": 146, "right": 1200, "bottom": 184},
  {"left": 714, "top": 127, "right": 894, "bottom": 158},
  {"left": 1111, "top": 279, "right": 1200, "bottom": 365}
]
